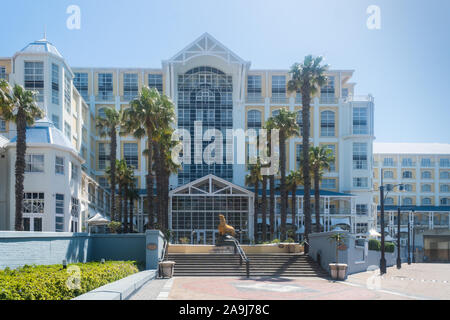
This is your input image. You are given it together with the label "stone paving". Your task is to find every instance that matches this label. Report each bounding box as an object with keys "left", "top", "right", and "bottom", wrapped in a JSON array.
[{"left": 129, "top": 263, "right": 450, "bottom": 300}]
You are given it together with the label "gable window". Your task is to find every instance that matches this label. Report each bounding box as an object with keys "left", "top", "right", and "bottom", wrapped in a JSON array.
[
  {"left": 247, "top": 75, "right": 262, "bottom": 102},
  {"left": 353, "top": 107, "right": 368, "bottom": 134},
  {"left": 25, "top": 154, "right": 44, "bottom": 173},
  {"left": 148, "top": 74, "right": 163, "bottom": 93},
  {"left": 74, "top": 72, "right": 89, "bottom": 100},
  {"left": 55, "top": 194, "right": 64, "bottom": 232},
  {"left": 24, "top": 61, "right": 44, "bottom": 102},
  {"left": 123, "top": 73, "right": 138, "bottom": 100},
  {"left": 271, "top": 75, "right": 286, "bottom": 103},
  {"left": 353, "top": 143, "right": 368, "bottom": 170},
  {"left": 320, "top": 111, "right": 335, "bottom": 137},
  {"left": 55, "top": 156, "right": 64, "bottom": 175},
  {"left": 52, "top": 64, "right": 59, "bottom": 105},
  {"left": 98, "top": 73, "right": 113, "bottom": 100},
  {"left": 123, "top": 142, "right": 138, "bottom": 169}
]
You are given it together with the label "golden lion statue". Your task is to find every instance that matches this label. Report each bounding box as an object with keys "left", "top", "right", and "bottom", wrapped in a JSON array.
[{"left": 218, "top": 214, "right": 236, "bottom": 237}]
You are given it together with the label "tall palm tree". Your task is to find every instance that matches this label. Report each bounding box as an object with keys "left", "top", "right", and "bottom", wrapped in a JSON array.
[
  {"left": 310, "top": 146, "right": 335, "bottom": 233},
  {"left": 288, "top": 55, "right": 328, "bottom": 252},
  {"left": 264, "top": 119, "right": 277, "bottom": 240},
  {"left": 286, "top": 170, "right": 303, "bottom": 239},
  {"left": 96, "top": 107, "right": 123, "bottom": 222},
  {"left": 260, "top": 171, "right": 268, "bottom": 242},
  {"left": 123, "top": 87, "right": 161, "bottom": 229},
  {"left": 246, "top": 161, "right": 262, "bottom": 242},
  {"left": 127, "top": 184, "right": 140, "bottom": 233},
  {"left": 0, "top": 82, "right": 44, "bottom": 231},
  {"left": 270, "top": 109, "right": 300, "bottom": 241},
  {"left": 115, "top": 159, "right": 134, "bottom": 233}
]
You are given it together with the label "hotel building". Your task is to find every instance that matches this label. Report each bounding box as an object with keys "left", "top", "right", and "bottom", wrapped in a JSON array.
[
  {"left": 373, "top": 143, "right": 450, "bottom": 262},
  {"left": 0, "top": 33, "right": 375, "bottom": 244}
]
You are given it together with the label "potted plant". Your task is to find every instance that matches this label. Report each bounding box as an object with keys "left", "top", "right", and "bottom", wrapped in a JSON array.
[
  {"left": 328, "top": 233, "right": 348, "bottom": 280},
  {"left": 159, "top": 229, "right": 176, "bottom": 278}
]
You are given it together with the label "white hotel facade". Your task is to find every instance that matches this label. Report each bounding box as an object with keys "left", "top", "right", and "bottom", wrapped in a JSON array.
[{"left": 0, "top": 34, "right": 376, "bottom": 244}]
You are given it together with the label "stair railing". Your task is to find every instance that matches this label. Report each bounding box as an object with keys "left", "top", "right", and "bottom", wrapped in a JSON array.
[{"left": 228, "top": 236, "right": 250, "bottom": 278}]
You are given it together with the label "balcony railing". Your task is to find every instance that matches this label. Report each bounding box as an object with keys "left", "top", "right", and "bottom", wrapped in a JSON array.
[
  {"left": 320, "top": 95, "right": 338, "bottom": 104},
  {"left": 96, "top": 93, "right": 115, "bottom": 102},
  {"left": 270, "top": 95, "right": 288, "bottom": 104},
  {"left": 344, "top": 95, "right": 374, "bottom": 103},
  {"left": 246, "top": 95, "right": 264, "bottom": 103},
  {"left": 421, "top": 162, "right": 435, "bottom": 168}
]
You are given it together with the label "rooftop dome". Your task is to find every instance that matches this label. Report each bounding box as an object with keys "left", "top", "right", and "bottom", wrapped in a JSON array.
[
  {"left": 9, "top": 118, "right": 78, "bottom": 155},
  {"left": 20, "top": 38, "right": 63, "bottom": 59}
]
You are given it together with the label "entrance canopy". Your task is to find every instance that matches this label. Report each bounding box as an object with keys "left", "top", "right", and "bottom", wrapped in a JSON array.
[{"left": 88, "top": 213, "right": 110, "bottom": 226}]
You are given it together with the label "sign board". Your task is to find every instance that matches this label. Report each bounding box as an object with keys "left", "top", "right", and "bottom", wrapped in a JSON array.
[{"left": 147, "top": 243, "right": 157, "bottom": 251}]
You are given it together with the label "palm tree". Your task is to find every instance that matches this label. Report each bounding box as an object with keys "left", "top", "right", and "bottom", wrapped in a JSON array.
[
  {"left": 264, "top": 119, "right": 277, "bottom": 240},
  {"left": 115, "top": 160, "right": 134, "bottom": 233},
  {"left": 286, "top": 170, "right": 303, "bottom": 239},
  {"left": 96, "top": 107, "right": 123, "bottom": 222},
  {"left": 288, "top": 55, "right": 328, "bottom": 252},
  {"left": 127, "top": 182, "right": 140, "bottom": 233},
  {"left": 0, "top": 82, "right": 44, "bottom": 231},
  {"left": 123, "top": 87, "right": 161, "bottom": 229},
  {"left": 260, "top": 171, "right": 268, "bottom": 242},
  {"left": 310, "top": 146, "right": 335, "bottom": 233},
  {"left": 246, "top": 161, "right": 262, "bottom": 242},
  {"left": 270, "top": 109, "right": 300, "bottom": 241}
]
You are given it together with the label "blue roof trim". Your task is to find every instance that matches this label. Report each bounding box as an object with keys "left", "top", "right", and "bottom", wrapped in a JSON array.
[{"left": 379, "top": 205, "right": 450, "bottom": 212}]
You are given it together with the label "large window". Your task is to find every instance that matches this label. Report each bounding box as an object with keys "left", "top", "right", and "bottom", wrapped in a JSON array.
[
  {"left": 74, "top": 72, "right": 89, "bottom": 100},
  {"left": 356, "top": 204, "right": 368, "bottom": 215},
  {"left": 402, "top": 158, "right": 413, "bottom": 167},
  {"left": 98, "top": 73, "right": 113, "bottom": 100},
  {"left": 148, "top": 74, "right": 163, "bottom": 93},
  {"left": 98, "top": 143, "right": 110, "bottom": 170},
  {"left": 422, "top": 198, "right": 432, "bottom": 206},
  {"left": 321, "top": 111, "right": 335, "bottom": 137},
  {"left": 322, "top": 179, "right": 336, "bottom": 190},
  {"left": 123, "top": 142, "right": 138, "bottom": 169},
  {"left": 24, "top": 61, "right": 44, "bottom": 102},
  {"left": 441, "top": 185, "right": 450, "bottom": 193},
  {"left": 55, "top": 194, "right": 64, "bottom": 232},
  {"left": 353, "top": 143, "right": 368, "bottom": 170},
  {"left": 271, "top": 75, "right": 286, "bottom": 102},
  {"left": 51, "top": 64, "right": 59, "bottom": 105},
  {"left": 422, "top": 171, "right": 432, "bottom": 179},
  {"left": 353, "top": 177, "right": 368, "bottom": 188},
  {"left": 25, "top": 154, "right": 44, "bottom": 173},
  {"left": 383, "top": 157, "right": 394, "bottom": 167},
  {"left": 296, "top": 111, "right": 303, "bottom": 133},
  {"left": 247, "top": 110, "right": 262, "bottom": 129},
  {"left": 421, "top": 184, "right": 432, "bottom": 192},
  {"left": 320, "top": 76, "right": 335, "bottom": 103},
  {"left": 384, "top": 170, "right": 394, "bottom": 179},
  {"left": 247, "top": 75, "right": 262, "bottom": 102},
  {"left": 323, "top": 144, "right": 336, "bottom": 172},
  {"left": 55, "top": 156, "right": 64, "bottom": 175},
  {"left": 421, "top": 158, "right": 432, "bottom": 167},
  {"left": 353, "top": 107, "right": 368, "bottom": 134},
  {"left": 441, "top": 171, "right": 450, "bottom": 180},
  {"left": 402, "top": 171, "right": 413, "bottom": 179},
  {"left": 402, "top": 197, "right": 413, "bottom": 206},
  {"left": 440, "top": 159, "right": 450, "bottom": 168},
  {"left": 23, "top": 193, "right": 44, "bottom": 231},
  {"left": 123, "top": 73, "right": 138, "bottom": 100},
  {"left": 64, "top": 75, "right": 71, "bottom": 113},
  {"left": 71, "top": 197, "right": 79, "bottom": 233}
]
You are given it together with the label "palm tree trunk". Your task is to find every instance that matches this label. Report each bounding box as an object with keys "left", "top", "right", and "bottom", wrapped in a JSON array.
[
  {"left": 118, "top": 184, "right": 123, "bottom": 232},
  {"left": 302, "top": 85, "right": 312, "bottom": 253},
  {"left": 253, "top": 182, "right": 259, "bottom": 242},
  {"left": 291, "top": 184, "right": 297, "bottom": 240},
  {"left": 153, "top": 141, "right": 162, "bottom": 229},
  {"left": 129, "top": 197, "right": 134, "bottom": 233},
  {"left": 14, "top": 107, "right": 26, "bottom": 231},
  {"left": 314, "top": 169, "right": 321, "bottom": 233},
  {"left": 123, "top": 186, "right": 129, "bottom": 233},
  {"left": 146, "top": 130, "right": 154, "bottom": 230},
  {"left": 269, "top": 175, "right": 275, "bottom": 240},
  {"left": 163, "top": 170, "right": 170, "bottom": 231},
  {"left": 261, "top": 176, "right": 267, "bottom": 242},
  {"left": 279, "top": 131, "right": 287, "bottom": 241},
  {"left": 110, "top": 129, "right": 117, "bottom": 221}
]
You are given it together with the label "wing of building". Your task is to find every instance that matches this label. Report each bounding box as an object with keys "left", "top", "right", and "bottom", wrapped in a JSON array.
[{"left": 0, "top": 33, "right": 376, "bottom": 244}]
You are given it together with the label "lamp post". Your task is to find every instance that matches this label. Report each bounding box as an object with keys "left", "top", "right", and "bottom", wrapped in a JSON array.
[
  {"left": 408, "top": 210, "right": 413, "bottom": 265},
  {"left": 380, "top": 183, "right": 387, "bottom": 274},
  {"left": 397, "top": 207, "right": 402, "bottom": 269}
]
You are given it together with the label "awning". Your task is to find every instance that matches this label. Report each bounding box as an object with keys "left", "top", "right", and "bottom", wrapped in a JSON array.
[{"left": 88, "top": 213, "right": 110, "bottom": 226}]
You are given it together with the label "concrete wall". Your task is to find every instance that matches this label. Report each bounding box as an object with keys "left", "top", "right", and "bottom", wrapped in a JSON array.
[
  {"left": 0, "top": 231, "right": 163, "bottom": 270},
  {"left": 309, "top": 231, "right": 398, "bottom": 276}
]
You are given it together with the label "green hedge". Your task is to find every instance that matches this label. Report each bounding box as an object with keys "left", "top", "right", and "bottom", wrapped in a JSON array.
[
  {"left": 0, "top": 261, "right": 140, "bottom": 300},
  {"left": 368, "top": 239, "right": 395, "bottom": 253}
]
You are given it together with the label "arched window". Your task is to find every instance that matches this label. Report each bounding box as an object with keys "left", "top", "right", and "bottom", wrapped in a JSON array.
[
  {"left": 98, "top": 108, "right": 106, "bottom": 119},
  {"left": 403, "top": 171, "right": 413, "bottom": 179},
  {"left": 272, "top": 109, "right": 280, "bottom": 117},
  {"left": 321, "top": 111, "right": 335, "bottom": 137},
  {"left": 196, "top": 89, "right": 216, "bottom": 102},
  {"left": 402, "top": 197, "right": 413, "bottom": 206},
  {"left": 247, "top": 110, "right": 262, "bottom": 129},
  {"left": 422, "top": 198, "right": 432, "bottom": 205},
  {"left": 422, "top": 171, "right": 432, "bottom": 179},
  {"left": 385, "top": 197, "right": 394, "bottom": 205}
]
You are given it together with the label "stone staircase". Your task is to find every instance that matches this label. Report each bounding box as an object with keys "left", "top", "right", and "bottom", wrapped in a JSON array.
[{"left": 167, "top": 253, "right": 329, "bottom": 278}]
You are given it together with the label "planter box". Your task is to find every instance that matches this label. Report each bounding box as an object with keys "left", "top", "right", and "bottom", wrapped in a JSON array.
[
  {"left": 329, "top": 263, "right": 348, "bottom": 280},
  {"left": 159, "top": 261, "right": 176, "bottom": 278}
]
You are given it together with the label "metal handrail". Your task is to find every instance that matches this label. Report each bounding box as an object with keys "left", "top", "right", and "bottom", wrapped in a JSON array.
[{"left": 228, "top": 236, "right": 250, "bottom": 278}]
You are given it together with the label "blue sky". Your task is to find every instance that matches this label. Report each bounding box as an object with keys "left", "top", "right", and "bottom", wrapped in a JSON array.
[{"left": 1, "top": 0, "right": 449, "bottom": 143}]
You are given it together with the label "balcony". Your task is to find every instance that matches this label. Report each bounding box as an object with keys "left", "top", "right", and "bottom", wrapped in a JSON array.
[{"left": 344, "top": 95, "right": 374, "bottom": 103}]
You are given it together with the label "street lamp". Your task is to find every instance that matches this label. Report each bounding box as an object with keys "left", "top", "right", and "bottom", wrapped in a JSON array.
[
  {"left": 397, "top": 207, "right": 402, "bottom": 269},
  {"left": 408, "top": 210, "right": 414, "bottom": 265}
]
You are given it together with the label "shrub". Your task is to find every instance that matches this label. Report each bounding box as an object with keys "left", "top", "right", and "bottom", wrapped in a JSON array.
[
  {"left": 179, "top": 237, "right": 190, "bottom": 244},
  {"left": 286, "top": 238, "right": 295, "bottom": 243},
  {"left": 108, "top": 221, "right": 122, "bottom": 234},
  {"left": 368, "top": 239, "right": 381, "bottom": 251},
  {"left": 0, "top": 261, "right": 139, "bottom": 300},
  {"left": 271, "top": 239, "right": 281, "bottom": 244},
  {"left": 385, "top": 242, "right": 395, "bottom": 253}
]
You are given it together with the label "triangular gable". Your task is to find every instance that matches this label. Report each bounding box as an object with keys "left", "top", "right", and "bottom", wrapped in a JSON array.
[
  {"left": 170, "top": 174, "right": 254, "bottom": 197},
  {"left": 168, "top": 33, "right": 249, "bottom": 65}
]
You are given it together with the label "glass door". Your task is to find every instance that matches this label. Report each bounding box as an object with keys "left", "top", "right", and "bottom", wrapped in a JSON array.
[{"left": 196, "top": 230, "right": 206, "bottom": 245}]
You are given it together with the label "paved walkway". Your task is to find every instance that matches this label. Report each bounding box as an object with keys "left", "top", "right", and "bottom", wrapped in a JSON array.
[{"left": 129, "top": 264, "right": 450, "bottom": 300}]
